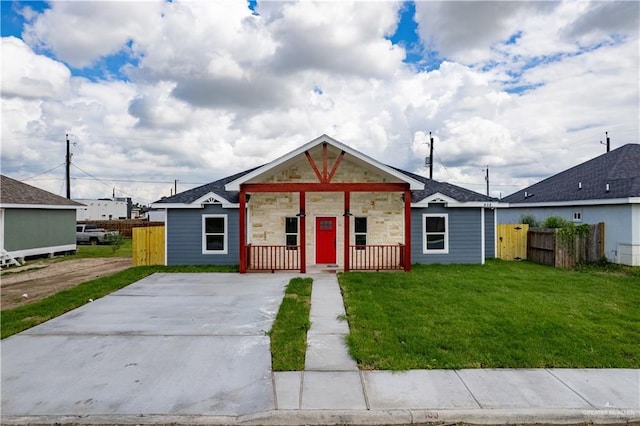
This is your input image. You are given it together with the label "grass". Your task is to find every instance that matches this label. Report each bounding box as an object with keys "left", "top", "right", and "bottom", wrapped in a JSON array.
[
  {"left": 1, "top": 264, "right": 238, "bottom": 339},
  {"left": 71, "top": 238, "right": 133, "bottom": 258},
  {"left": 269, "top": 277, "right": 312, "bottom": 371},
  {"left": 339, "top": 260, "right": 640, "bottom": 370}
]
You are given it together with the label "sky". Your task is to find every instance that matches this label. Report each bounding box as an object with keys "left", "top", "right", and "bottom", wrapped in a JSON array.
[{"left": 1, "top": 0, "right": 638, "bottom": 205}]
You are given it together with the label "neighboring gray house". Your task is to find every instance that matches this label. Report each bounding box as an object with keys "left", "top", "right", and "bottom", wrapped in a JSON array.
[
  {"left": 498, "top": 144, "right": 640, "bottom": 266},
  {"left": 0, "top": 175, "right": 83, "bottom": 265},
  {"left": 152, "top": 135, "right": 500, "bottom": 271}
]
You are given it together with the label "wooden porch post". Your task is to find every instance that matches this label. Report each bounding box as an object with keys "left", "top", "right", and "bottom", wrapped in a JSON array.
[
  {"left": 300, "top": 191, "right": 306, "bottom": 273},
  {"left": 239, "top": 189, "right": 247, "bottom": 273},
  {"left": 404, "top": 189, "right": 411, "bottom": 272},
  {"left": 344, "top": 191, "right": 350, "bottom": 272}
]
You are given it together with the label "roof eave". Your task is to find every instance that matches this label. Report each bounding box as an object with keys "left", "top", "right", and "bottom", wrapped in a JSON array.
[{"left": 224, "top": 134, "right": 424, "bottom": 191}]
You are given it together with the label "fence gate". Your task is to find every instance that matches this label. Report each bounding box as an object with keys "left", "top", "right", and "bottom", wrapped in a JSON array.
[
  {"left": 497, "top": 224, "right": 529, "bottom": 260},
  {"left": 133, "top": 226, "right": 165, "bottom": 266}
]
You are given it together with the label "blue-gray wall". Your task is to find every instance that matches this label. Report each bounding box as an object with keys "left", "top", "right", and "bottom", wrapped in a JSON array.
[
  {"left": 166, "top": 204, "right": 239, "bottom": 265},
  {"left": 411, "top": 205, "right": 488, "bottom": 264},
  {"left": 497, "top": 204, "right": 637, "bottom": 262},
  {"left": 485, "top": 208, "right": 496, "bottom": 258}
]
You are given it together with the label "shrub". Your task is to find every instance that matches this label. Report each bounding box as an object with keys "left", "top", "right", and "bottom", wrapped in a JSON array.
[
  {"left": 542, "top": 216, "right": 570, "bottom": 228},
  {"left": 520, "top": 214, "right": 539, "bottom": 227}
]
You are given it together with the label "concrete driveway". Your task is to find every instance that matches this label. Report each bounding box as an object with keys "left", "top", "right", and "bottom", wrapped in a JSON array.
[{"left": 2, "top": 273, "right": 292, "bottom": 419}]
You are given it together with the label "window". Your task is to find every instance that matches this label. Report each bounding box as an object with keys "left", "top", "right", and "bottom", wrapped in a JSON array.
[
  {"left": 423, "top": 214, "right": 448, "bottom": 254},
  {"left": 202, "top": 215, "right": 227, "bottom": 254},
  {"left": 573, "top": 211, "right": 582, "bottom": 222},
  {"left": 285, "top": 217, "right": 298, "bottom": 249},
  {"left": 354, "top": 217, "right": 367, "bottom": 248}
]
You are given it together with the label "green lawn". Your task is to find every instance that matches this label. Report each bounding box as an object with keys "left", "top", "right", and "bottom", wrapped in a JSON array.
[
  {"left": 339, "top": 260, "right": 640, "bottom": 370},
  {"left": 269, "top": 277, "right": 312, "bottom": 371},
  {"left": 72, "top": 237, "right": 133, "bottom": 258},
  {"left": 1, "top": 264, "right": 238, "bottom": 339}
]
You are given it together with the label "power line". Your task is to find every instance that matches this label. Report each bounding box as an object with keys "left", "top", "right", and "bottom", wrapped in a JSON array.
[
  {"left": 70, "top": 163, "right": 156, "bottom": 203},
  {"left": 21, "top": 163, "right": 66, "bottom": 182}
]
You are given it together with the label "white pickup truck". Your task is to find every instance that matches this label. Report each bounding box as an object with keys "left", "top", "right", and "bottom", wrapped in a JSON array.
[{"left": 76, "top": 224, "right": 119, "bottom": 245}]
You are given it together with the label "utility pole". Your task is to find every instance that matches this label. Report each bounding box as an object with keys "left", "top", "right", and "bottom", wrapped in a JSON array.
[
  {"left": 65, "top": 134, "right": 71, "bottom": 199},
  {"left": 484, "top": 166, "right": 489, "bottom": 197},
  {"left": 429, "top": 132, "right": 434, "bottom": 180},
  {"left": 174, "top": 179, "right": 178, "bottom": 195}
]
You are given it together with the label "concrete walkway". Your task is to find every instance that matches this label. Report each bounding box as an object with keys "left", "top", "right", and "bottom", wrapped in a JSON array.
[{"left": 2, "top": 271, "right": 639, "bottom": 425}]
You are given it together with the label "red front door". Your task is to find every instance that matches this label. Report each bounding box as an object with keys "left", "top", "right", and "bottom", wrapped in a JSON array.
[{"left": 316, "top": 217, "right": 336, "bottom": 264}]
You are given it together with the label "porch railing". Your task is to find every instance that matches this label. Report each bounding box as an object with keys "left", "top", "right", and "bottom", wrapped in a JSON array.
[
  {"left": 349, "top": 244, "right": 405, "bottom": 271},
  {"left": 246, "top": 244, "right": 300, "bottom": 272}
]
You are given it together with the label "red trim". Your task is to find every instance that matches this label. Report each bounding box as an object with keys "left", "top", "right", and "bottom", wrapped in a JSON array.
[
  {"left": 300, "top": 192, "right": 306, "bottom": 273},
  {"left": 242, "top": 182, "right": 408, "bottom": 192},
  {"left": 305, "top": 151, "right": 324, "bottom": 183},
  {"left": 239, "top": 190, "right": 247, "bottom": 273},
  {"left": 327, "top": 150, "right": 345, "bottom": 182},
  {"left": 404, "top": 190, "right": 411, "bottom": 272},
  {"left": 344, "top": 191, "right": 350, "bottom": 272},
  {"left": 322, "top": 142, "right": 328, "bottom": 182}
]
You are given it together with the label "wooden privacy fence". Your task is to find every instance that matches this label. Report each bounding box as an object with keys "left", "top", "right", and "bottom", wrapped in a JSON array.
[
  {"left": 527, "top": 223, "right": 604, "bottom": 268},
  {"left": 497, "top": 224, "right": 529, "bottom": 260},
  {"left": 82, "top": 220, "right": 164, "bottom": 238},
  {"left": 132, "top": 226, "right": 165, "bottom": 266}
]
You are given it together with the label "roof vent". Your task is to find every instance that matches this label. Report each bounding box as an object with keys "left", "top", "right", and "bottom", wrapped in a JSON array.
[
  {"left": 578, "top": 182, "right": 582, "bottom": 190},
  {"left": 606, "top": 183, "right": 610, "bottom": 192}
]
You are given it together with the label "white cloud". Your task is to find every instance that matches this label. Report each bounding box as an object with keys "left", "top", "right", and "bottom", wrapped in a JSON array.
[
  {"left": 21, "top": 1, "right": 164, "bottom": 68},
  {"left": 1, "top": 1, "right": 638, "bottom": 204},
  {"left": 1, "top": 37, "right": 70, "bottom": 99}
]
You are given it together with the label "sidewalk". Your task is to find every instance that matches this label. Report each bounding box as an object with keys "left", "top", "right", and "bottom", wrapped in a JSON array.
[{"left": 272, "top": 272, "right": 640, "bottom": 425}]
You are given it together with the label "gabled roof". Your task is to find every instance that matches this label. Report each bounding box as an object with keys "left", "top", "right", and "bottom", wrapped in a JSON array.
[
  {"left": 153, "top": 167, "right": 261, "bottom": 206},
  {"left": 503, "top": 144, "right": 640, "bottom": 204},
  {"left": 392, "top": 167, "right": 497, "bottom": 204},
  {"left": 224, "top": 134, "right": 425, "bottom": 191},
  {"left": 152, "top": 135, "right": 497, "bottom": 208},
  {"left": 0, "top": 175, "right": 84, "bottom": 208},
  {"left": 152, "top": 166, "right": 494, "bottom": 207}
]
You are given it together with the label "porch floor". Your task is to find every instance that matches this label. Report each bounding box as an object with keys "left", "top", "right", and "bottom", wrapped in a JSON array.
[{"left": 305, "top": 264, "right": 341, "bottom": 274}]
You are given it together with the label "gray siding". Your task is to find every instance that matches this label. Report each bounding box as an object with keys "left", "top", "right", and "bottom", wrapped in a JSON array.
[
  {"left": 167, "top": 204, "right": 239, "bottom": 265},
  {"left": 485, "top": 208, "right": 496, "bottom": 258},
  {"left": 4, "top": 208, "right": 76, "bottom": 251},
  {"left": 411, "top": 205, "right": 483, "bottom": 264}
]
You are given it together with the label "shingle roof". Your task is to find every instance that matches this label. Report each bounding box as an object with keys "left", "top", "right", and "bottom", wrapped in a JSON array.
[
  {"left": 154, "top": 166, "right": 492, "bottom": 205},
  {"left": 0, "top": 175, "right": 84, "bottom": 207},
  {"left": 154, "top": 167, "right": 262, "bottom": 204},
  {"left": 503, "top": 144, "right": 640, "bottom": 204},
  {"left": 389, "top": 167, "right": 495, "bottom": 203}
]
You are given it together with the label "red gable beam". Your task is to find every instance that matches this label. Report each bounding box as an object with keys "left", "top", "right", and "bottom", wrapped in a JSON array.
[
  {"left": 304, "top": 144, "right": 346, "bottom": 184},
  {"left": 242, "top": 182, "right": 408, "bottom": 193},
  {"left": 327, "top": 151, "right": 345, "bottom": 182}
]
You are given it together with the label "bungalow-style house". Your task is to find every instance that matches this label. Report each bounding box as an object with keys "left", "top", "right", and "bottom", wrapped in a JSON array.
[
  {"left": 498, "top": 144, "right": 640, "bottom": 266},
  {"left": 0, "top": 175, "right": 83, "bottom": 266},
  {"left": 152, "top": 135, "right": 499, "bottom": 272}
]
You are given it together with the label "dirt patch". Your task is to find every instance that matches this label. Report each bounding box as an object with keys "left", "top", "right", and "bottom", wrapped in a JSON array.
[{"left": 1, "top": 258, "right": 133, "bottom": 309}]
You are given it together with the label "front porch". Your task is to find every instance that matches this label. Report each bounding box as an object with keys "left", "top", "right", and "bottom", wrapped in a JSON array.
[{"left": 245, "top": 243, "right": 406, "bottom": 273}]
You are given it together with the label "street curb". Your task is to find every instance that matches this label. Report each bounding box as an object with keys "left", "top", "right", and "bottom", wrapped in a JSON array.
[{"left": 3, "top": 408, "right": 639, "bottom": 425}]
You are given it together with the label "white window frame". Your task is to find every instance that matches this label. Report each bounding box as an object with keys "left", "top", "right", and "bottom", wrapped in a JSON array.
[
  {"left": 285, "top": 216, "right": 299, "bottom": 249},
  {"left": 573, "top": 211, "right": 582, "bottom": 222},
  {"left": 423, "top": 213, "right": 449, "bottom": 254},
  {"left": 354, "top": 216, "right": 367, "bottom": 248},
  {"left": 202, "top": 214, "right": 228, "bottom": 254}
]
